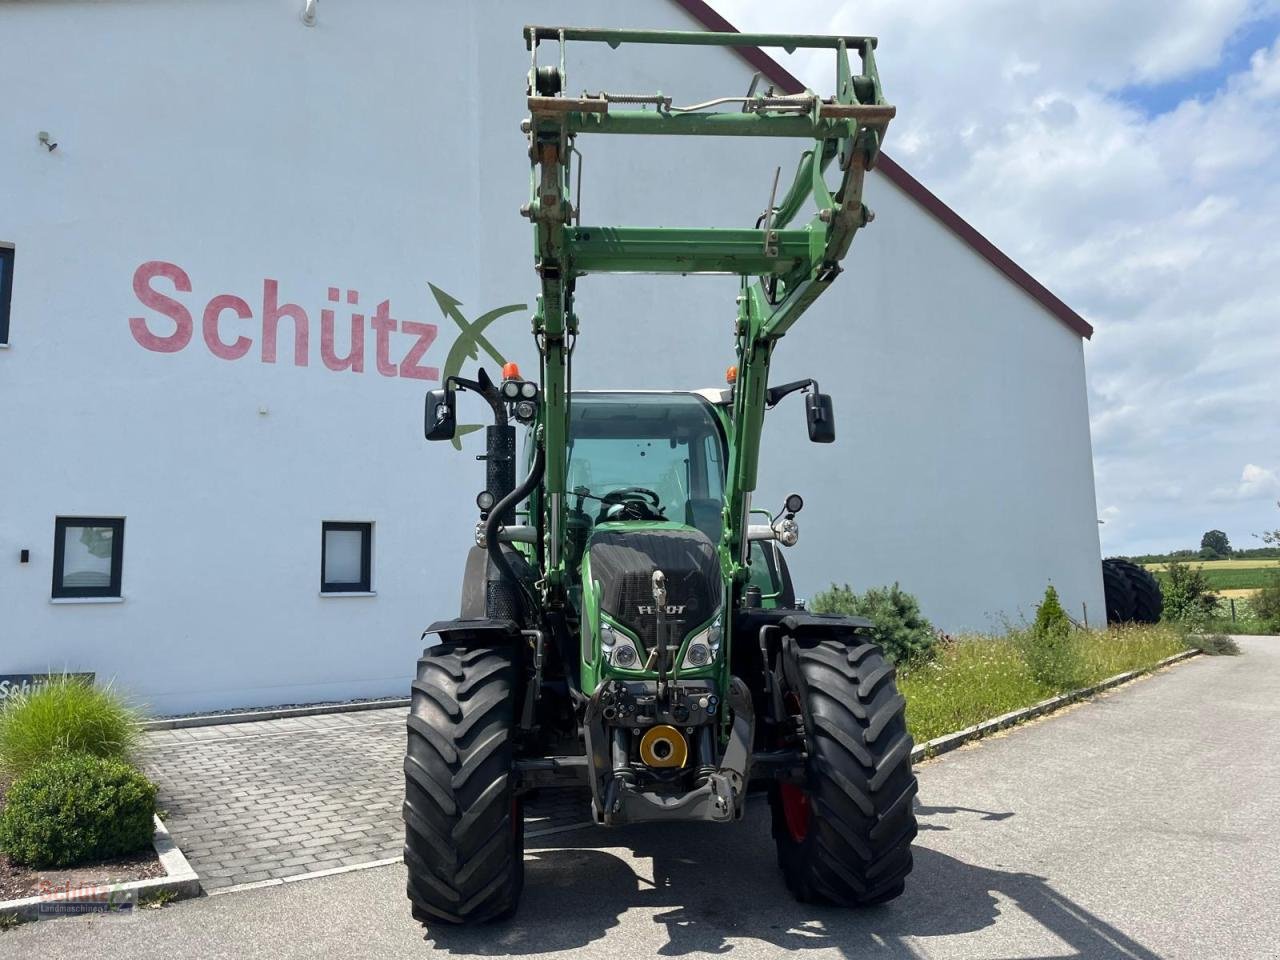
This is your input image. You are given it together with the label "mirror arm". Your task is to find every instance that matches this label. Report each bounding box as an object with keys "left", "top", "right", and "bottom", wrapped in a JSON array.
[
  {"left": 765, "top": 378, "right": 818, "bottom": 409},
  {"left": 449, "top": 369, "right": 508, "bottom": 426}
]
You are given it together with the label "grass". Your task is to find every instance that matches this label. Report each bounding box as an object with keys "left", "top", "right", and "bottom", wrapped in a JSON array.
[
  {"left": 0, "top": 676, "right": 140, "bottom": 778},
  {"left": 898, "top": 623, "right": 1188, "bottom": 744},
  {"left": 139, "top": 888, "right": 179, "bottom": 909}
]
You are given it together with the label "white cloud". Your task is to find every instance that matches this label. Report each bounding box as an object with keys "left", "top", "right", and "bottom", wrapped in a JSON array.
[
  {"left": 1238, "top": 463, "right": 1280, "bottom": 497},
  {"left": 716, "top": 0, "right": 1280, "bottom": 554}
]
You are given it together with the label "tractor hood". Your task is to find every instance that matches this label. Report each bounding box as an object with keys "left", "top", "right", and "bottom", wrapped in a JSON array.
[{"left": 588, "top": 522, "right": 722, "bottom": 650}]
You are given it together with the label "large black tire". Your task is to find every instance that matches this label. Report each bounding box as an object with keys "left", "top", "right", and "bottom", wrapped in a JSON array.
[
  {"left": 1111, "top": 559, "right": 1163, "bottom": 623},
  {"left": 404, "top": 643, "right": 524, "bottom": 925},
  {"left": 1102, "top": 558, "right": 1137, "bottom": 624},
  {"left": 770, "top": 637, "right": 917, "bottom": 905}
]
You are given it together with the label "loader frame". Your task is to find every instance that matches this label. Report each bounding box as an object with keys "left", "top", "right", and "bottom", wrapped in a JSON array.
[{"left": 522, "top": 24, "right": 893, "bottom": 618}]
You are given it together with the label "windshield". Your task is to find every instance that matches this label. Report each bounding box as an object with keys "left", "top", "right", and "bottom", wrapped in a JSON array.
[{"left": 568, "top": 393, "right": 726, "bottom": 541}]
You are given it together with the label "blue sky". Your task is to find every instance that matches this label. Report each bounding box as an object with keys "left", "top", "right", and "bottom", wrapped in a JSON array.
[
  {"left": 721, "top": 0, "right": 1280, "bottom": 557},
  {"left": 1118, "top": 13, "right": 1280, "bottom": 115}
]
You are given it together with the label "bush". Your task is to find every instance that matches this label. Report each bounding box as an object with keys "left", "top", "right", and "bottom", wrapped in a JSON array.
[
  {"left": 1016, "top": 585, "right": 1085, "bottom": 688},
  {"left": 811, "top": 582, "right": 937, "bottom": 664},
  {"left": 1161, "top": 559, "right": 1218, "bottom": 624},
  {"left": 0, "top": 752, "right": 156, "bottom": 868},
  {"left": 1032, "top": 584, "right": 1071, "bottom": 639},
  {"left": 1252, "top": 571, "right": 1280, "bottom": 629},
  {"left": 0, "top": 675, "right": 139, "bottom": 777}
]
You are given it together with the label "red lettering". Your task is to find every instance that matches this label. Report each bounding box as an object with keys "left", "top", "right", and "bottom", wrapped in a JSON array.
[
  {"left": 129, "top": 261, "right": 193, "bottom": 353},
  {"left": 202, "top": 294, "right": 253, "bottom": 361},
  {"left": 261, "top": 279, "right": 309, "bottom": 366},
  {"left": 398, "top": 321, "right": 439, "bottom": 380},
  {"left": 321, "top": 308, "right": 365, "bottom": 373},
  {"left": 370, "top": 300, "right": 398, "bottom": 377}
]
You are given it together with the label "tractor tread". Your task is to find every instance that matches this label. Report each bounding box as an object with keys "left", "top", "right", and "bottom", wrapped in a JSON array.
[
  {"left": 771, "top": 637, "right": 917, "bottom": 907},
  {"left": 404, "top": 643, "right": 523, "bottom": 926}
]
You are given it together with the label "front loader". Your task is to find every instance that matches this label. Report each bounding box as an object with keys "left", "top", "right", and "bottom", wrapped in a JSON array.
[{"left": 404, "top": 26, "right": 917, "bottom": 925}]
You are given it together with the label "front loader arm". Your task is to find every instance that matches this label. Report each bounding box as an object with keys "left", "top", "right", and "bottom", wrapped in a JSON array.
[{"left": 523, "top": 25, "right": 893, "bottom": 596}]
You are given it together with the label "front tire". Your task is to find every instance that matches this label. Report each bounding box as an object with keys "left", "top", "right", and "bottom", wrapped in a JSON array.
[
  {"left": 770, "top": 636, "right": 917, "bottom": 905},
  {"left": 403, "top": 642, "right": 523, "bottom": 925}
]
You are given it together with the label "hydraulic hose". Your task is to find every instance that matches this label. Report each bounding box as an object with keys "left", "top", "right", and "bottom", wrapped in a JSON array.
[{"left": 484, "top": 443, "right": 545, "bottom": 613}]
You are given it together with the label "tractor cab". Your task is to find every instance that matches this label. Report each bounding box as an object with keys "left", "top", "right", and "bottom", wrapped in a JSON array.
[{"left": 561, "top": 392, "right": 730, "bottom": 694}]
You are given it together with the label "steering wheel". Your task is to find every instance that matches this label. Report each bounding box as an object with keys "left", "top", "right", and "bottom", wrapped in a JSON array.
[{"left": 599, "top": 487, "right": 665, "bottom": 522}]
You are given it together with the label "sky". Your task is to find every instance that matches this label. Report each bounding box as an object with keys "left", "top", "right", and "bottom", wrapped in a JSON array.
[{"left": 717, "top": 0, "right": 1280, "bottom": 557}]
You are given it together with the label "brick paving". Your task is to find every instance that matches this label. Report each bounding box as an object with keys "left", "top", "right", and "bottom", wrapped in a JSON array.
[{"left": 143, "top": 708, "right": 591, "bottom": 891}]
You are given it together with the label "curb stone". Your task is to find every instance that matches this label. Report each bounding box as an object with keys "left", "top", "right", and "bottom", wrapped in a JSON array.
[
  {"left": 0, "top": 815, "right": 201, "bottom": 923},
  {"left": 910, "top": 648, "right": 1200, "bottom": 763},
  {"left": 140, "top": 698, "right": 411, "bottom": 731}
]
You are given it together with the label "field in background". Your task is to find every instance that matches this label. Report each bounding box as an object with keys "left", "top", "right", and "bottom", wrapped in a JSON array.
[
  {"left": 1142, "top": 559, "right": 1280, "bottom": 571},
  {"left": 1143, "top": 558, "right": 1280, "bottom": 592}
]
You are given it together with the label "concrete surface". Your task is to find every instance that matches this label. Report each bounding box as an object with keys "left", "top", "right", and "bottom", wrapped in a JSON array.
[
  {"left": 142, "top": 708, "right": 590, "bottom": 889},
  {"left": 4, "top": 636, "right": 1276, "bottom": 959}
]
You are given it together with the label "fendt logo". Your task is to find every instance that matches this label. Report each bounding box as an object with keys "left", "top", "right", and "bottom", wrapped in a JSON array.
[{"left": 638, "top": 604, "right": 687, "bottom": 616}]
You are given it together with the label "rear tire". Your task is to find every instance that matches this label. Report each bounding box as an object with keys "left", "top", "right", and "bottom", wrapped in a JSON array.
[
  {"left": 1102, "top": 558, "right": 1137, "bottom": 624},
  {"left": 770, "top": 636, "right": 917, "bottom": 905},
  {"left": 1111, "top": 559, "right": 1162, "bottom": 623},
  {"left": 404, "top": 642, "right": 524, "bottom": 925}
]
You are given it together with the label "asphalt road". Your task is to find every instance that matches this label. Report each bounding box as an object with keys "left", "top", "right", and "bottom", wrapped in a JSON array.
[{"left": 4, "top": 636, "right": 1277, "bottom": 959}]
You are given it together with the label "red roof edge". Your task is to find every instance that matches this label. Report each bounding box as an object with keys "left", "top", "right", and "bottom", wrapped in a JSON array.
[{"left": 670, "top": 0, "right": 1094, "bottom": 340}]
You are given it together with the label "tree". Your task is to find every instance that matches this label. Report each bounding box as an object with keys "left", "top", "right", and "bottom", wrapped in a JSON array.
[
  {"left": 1259, "top": 501, "right": 1280, "bottom": 546},
  {"left": 1200, "top": 529, "right": 1231, "bottom": 559}
]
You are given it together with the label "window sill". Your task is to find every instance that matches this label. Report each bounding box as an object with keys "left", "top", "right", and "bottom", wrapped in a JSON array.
[
  {"left": 50, "top": 596, "right": 125, "bottom": 605},
  {"left": 319, "top": 591, "right": 377, "bottom": 598}
]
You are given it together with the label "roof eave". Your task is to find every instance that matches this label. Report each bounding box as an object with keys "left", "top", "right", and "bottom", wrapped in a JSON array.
[{"left": 670, "top": 0, "right": 1094, "bottom": 340}]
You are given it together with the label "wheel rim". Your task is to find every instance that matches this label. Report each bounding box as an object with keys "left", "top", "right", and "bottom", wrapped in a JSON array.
[{"left": 779, "top": 782, "right": 811, "bottom": 842}]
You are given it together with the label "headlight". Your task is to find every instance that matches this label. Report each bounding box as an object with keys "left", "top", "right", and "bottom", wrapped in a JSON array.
[
  {"left": 601, "top": 623, "right": 640, "bottom": 669},
  {"left": 681, "top": 615, "right": 722, "bottom": 669}
]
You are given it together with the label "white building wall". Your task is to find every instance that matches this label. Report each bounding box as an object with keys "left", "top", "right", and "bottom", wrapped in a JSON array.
[{"left": 0, "top": 0, "right": 1104, "bottom": 713}]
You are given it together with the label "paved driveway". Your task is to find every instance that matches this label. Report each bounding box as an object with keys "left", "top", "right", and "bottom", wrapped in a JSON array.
[
  {"left": 5, "top": 636, "right": 1277, "bottom": 959},
  {"left": 142, "top": 708, "right": 590, "bottom": 891}
]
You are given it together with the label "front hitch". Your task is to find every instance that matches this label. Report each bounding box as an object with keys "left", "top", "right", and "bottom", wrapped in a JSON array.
[{"left": 583, "top": 677, "right": 755, "bottom": 825}]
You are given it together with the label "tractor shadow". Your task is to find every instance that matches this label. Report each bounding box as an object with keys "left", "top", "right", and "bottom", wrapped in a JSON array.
[{"left": 424, "top": 801, "right": 1162, "bottom": 958}]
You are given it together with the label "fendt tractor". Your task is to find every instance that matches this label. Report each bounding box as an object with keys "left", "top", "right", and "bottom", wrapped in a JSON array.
[{"left": 404, "top": 26, "right": 917, "bottom": 925}]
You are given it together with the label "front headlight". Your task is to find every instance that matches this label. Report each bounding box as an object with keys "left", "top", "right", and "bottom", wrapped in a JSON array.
[
  {"left": 681, "top": 615, "right": 722, "bottom": 669},
  {"left": 601, "top": 622, "right": 641, "bottom": 669}
]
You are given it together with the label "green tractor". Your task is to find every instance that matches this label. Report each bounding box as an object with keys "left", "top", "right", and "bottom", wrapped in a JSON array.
[{"left": 405, "top": 26, "right": 917, "bottom": 925}]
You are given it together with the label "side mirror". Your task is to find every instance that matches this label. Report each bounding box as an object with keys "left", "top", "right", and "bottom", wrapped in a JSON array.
[
  {"left": 805, "top": 392, "right": 835, "bottom": 443},
  {"left": 424, "top": 387, "right": 457, "bottom": 441}
]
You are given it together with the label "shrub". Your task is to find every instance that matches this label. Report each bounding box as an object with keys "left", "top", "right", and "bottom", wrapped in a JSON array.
[
  {"left": 1161, "top": 559, "right": 1218, "bottom": 624},
  {"left": 0, "top": 675, "right": 139, "bottom": 777},
  {"left": 0, "top": 752, "right": 156, "bottom": 868},
  {"left": 811, "top": 582, "right": 937, "bottom": 664},
  {"left": 1032, "top": 584, "right": 1071, "bottom": 640},
  {"left": 1252, "top": 571, "right": 1280, "bottom": 629}
]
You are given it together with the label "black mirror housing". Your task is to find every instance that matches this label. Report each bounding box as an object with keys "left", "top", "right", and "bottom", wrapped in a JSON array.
[
  {"left": 806, "top": 392, "right": 835, "bottom": 443},
  {"left": 424, "top": 387, "right": 457, "bottom": 441}
]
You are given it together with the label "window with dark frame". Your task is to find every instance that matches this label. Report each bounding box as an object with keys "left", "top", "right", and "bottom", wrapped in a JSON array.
[
  {"left": 0, "top": 245, "right": 14, "bottom": 345},
  {"left": 321, "top": 522, "right": 372, "bottom": 593},
  {"left": 52, "top": 517, "right": 125, "bottom": 599}
]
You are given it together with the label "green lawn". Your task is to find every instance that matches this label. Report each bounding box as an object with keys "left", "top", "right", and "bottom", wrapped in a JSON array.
[{"left": 898, "top": 624, "right": 1188, "bottom": 744}]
